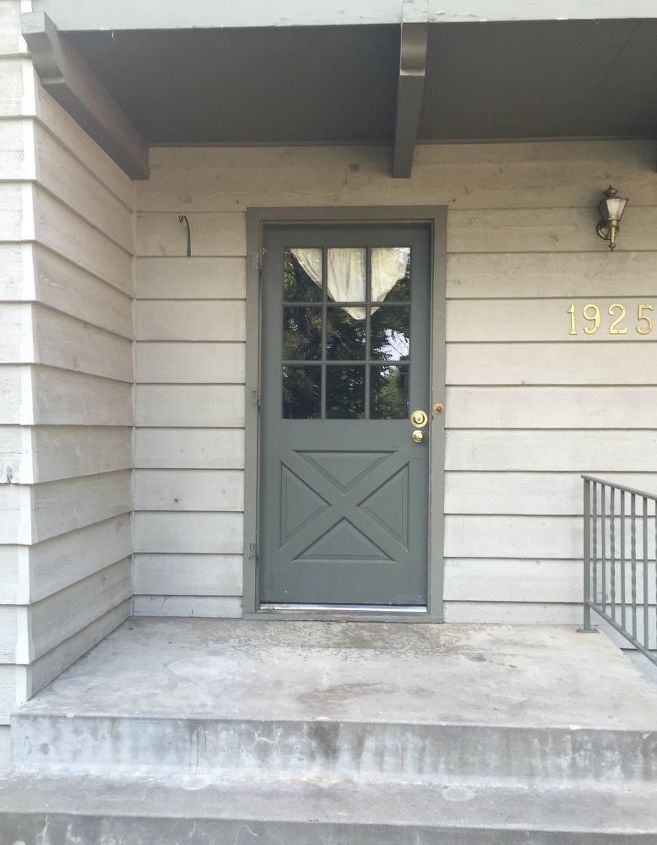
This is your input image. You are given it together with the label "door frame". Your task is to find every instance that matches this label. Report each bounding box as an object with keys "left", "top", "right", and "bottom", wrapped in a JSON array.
[{"left": 243, "top": 206, "right": 447, "bottom": 622}]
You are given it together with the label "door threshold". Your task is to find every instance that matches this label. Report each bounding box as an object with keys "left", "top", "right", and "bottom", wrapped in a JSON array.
[
  {"left": 260, "top": 603, "right": 428, "bottom": 613},
  {"left": 250, "top": 603, "right": 440, "bottom": 623}
]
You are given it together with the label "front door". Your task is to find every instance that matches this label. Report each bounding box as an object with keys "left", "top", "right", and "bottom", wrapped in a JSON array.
[{"left": 259, "top": 224, "right": 432, "bottom": 607}]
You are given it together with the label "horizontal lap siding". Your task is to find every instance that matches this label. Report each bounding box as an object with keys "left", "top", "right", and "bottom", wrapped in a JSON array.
[
  {"left": 136, "top": 140, "right": 657, "bottom": 623},
  {"left": 0, "top": 7, "right": 135, "bottom": 739},
  {"left": 135, "top": 253, "right": 247, "bottom": 615}
]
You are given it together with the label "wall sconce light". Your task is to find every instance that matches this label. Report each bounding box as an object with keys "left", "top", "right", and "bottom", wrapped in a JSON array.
[{"left": 596, "top": 185, "right": 628, "bottom": 251}]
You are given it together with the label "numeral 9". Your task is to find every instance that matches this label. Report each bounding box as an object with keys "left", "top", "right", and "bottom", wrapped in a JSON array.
[{"left": 582, "top": 304, "right": 601, "bottom": 335}]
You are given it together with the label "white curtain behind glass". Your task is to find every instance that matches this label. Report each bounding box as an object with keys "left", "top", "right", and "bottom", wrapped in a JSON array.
[{"left": 291, "top": 248, "right": 408, "bottom": 320}]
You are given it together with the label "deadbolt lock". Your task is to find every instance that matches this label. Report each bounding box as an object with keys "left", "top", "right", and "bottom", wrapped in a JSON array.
[
  {"left": 411, "top": 429, "right": 425, "bottom": 444},
  {"left": 410, "top": 410, "right": 429, "bottom": 428}
]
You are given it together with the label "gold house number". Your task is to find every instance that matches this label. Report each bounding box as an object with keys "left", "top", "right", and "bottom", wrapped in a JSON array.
[{"left": 568, "top": 303, "right": 654, "bottom": 336}]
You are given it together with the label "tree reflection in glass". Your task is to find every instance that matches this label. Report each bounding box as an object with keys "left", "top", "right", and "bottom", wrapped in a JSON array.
[
  {"left": 327, "top": 366, "right": 365, "bottom": 419},
  {"left": 282, "top": 366, "right": 321, "bottom": 419},
  {"left": 370, "top": 365, "right": 409, "bottom": 419}
]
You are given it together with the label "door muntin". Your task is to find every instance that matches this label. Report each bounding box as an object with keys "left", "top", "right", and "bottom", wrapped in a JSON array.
[{"left": 260, "top": 225, "right": 431, "bottom": 607}]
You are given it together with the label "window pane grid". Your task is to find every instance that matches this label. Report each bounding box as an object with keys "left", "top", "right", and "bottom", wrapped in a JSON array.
[{"left": 282, "top": 245, "right": 412, "bottom": 420}]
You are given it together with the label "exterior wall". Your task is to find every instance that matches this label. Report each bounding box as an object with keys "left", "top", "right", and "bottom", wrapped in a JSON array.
[
  {"left": 0, "top": 0, "right": 134, "bottom": 753},
  {"left": 135, "top": 141, "right": 657, "bottom": 624}
]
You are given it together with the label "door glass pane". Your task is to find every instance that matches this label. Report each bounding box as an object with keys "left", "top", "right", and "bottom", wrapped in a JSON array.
[
  {"left": 285, "top": 249, "right": 322, "bottom": 301},
  {"left": 283, "top": 307, "right": 322, "bottom": 360},
  {"left": 326, "top": 306, "right": 367, "bottom": 360},
  {"left": 282, "top": 365, "right": 321, "bottom": 419},
  {"left": 371, "top": 306, "right": 410, "bottom": 361},
  {"left": 327, "top": 248, "right": 366, "bottom": 303},
  {"left": 371, "top": 247, "right": 411, "bottom": 302},
  {"left": 370, "top": 364, "right": 409, "bottom": 419},
  {"left": 327, "top": 366, "right": 365, "bottom": 419}
]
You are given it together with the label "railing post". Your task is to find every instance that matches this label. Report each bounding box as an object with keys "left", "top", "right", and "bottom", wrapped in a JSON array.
[{"left": 580, "top": 476, "right": 596, "bottom": 632}]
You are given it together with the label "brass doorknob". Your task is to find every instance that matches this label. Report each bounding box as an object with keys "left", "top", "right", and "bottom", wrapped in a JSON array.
[
  {"left": 411, "top": 429, "right": 425, "bottom": 444},
  {"left": 410, "top": 410, "right": 428, "bottom": 428}
]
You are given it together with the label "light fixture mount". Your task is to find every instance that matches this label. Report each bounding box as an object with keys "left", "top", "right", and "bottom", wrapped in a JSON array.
[{"left": 596, "top": 185, "right": 628, "bottom": 251}]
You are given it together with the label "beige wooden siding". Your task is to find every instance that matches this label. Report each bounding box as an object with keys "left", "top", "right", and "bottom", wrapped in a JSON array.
[
  {"left": 135, "top": 139, "right": 657, "bottom": 622},
  {"left": 0, "top": 2, "right": 135, "bottom": 745}
]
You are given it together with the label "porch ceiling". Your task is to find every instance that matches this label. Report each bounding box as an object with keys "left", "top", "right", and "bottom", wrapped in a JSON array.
[{"left": 68, "top": 19, "right": 657, "bottom": 146}]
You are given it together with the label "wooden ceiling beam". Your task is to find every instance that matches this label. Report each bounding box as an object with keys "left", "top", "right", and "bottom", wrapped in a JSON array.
[
  {"left": 21, "top": 12, "right": 149, "bottom": 180},
  {"left": 392, "top": 13, "right": 428, "bottom": 178}
]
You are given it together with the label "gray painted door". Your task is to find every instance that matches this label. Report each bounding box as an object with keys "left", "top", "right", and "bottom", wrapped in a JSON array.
[{"left": 259, "top": 224, "right": 431, "bottom": 606}]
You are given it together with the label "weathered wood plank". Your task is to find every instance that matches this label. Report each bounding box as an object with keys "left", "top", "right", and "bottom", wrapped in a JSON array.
[
  {"left": 0, "top": 181, "right": 28, "bottom": 240},
  {"left": 0, "top": 243, "right": 27, "bottom": 300},
  {"left": 447, "top": 299, "right": 657, "bottom": 343},
  {"left": 29, "top": 558, "right": 131, "bottom": 660},
  {"left": 0, "top": 425, "right": 23, "bottom": 484},
  {"left": 30, "top": 426, "right": 132, "bottom": 482},
  {"left": 33, "top": 305, "right": 133, "bottom": 381},
  {"left": 444, "top": 601, "right": 580, "bottom": 625},
  {"left": 0, "top": 58, "right": 33, "bottom": 117},
  {"left": 133, "top": 554, "right": 242, "bottom": 597},
  {"left": 135, "top": 428, "right": 244, "bottom": 470},
  {"left": 448, "top": 207, "right": 657, "bottom": 254},
  {"left": 445, "top": 430, "right": 657, "bottom": 472},
  {"left": 0, "top": 664, "right": 26, "bottom": 724},
  {"left": 28, "top": 599, "right": 130, "bottom": 698},
  {"left": 444, "top": 471, "right": 657, "bottom": 516},
  {"left": 446, "top": 342, "right": 657, "bottom": 385},
  {"left": 0, "top": 365, "right": 23, "bottom": 424},
  {"left": 136, "top": 257, "right": 246, "bottom": 300},
  {"left": 0, "top": 118, "right": 33, "bottom": 179},
  {"left": 32, "top": 246, "right": 133, "bottom": 339},
  {"left": 134, "top": 512, "right": 243, "bottom": 554},
  {"left": 0, "top": 605, "right": 20, "bottom": 662},
  {"left": 32, "top": 367, "right": 133, "bottom": 426},
  {"left": 34, "top": 188, "right": 133, "bottom": 295},
  {"left": 136, "top": 212, "right": 246, "bottom": 257},
  {"left": 0, "top": 1, "right": 28, "bottom": 55},
  {"left": 447, "top": 252, "right": 657, "bottom": 299},
  {"left": 133, "top": 595, "right": 241, "bottom": 618},
  {"left": 0, "top": 546, "right": 21, "bottom": 604},
  {"left": 35, "top": 85, "right": 135, "bottom": 210},
  {"left": 0, "top": 485, "right": 23, "bottom": 543},
  {"left": 136, "top": 300, "right": 245, "bottom": 341},
  {"left": 140, "top": 141, "right": 657, "bottom": 211},
  {"left": 35, "top": 123, "right": 134, "bottom": 253},
  {"left": 134, "top": 469, "right": 243, "bottom": 512},
  {"left": 136, "top": 342, "right": 245, "bottom": 384},
  {"left": 445, "top": 514, "right": 579, "bottom": 559},
  {"left": 444, "top": 558, "right": 581, "bottom": 603},
  {"left": 29, "top": 514, "right": 132, "bottom": 602},
  {"left": 445, "top": 386, "right": 657, "bottom": 429},
  {"left": 136, "top": 385, "right": 244, "bottom": 427},
  {"left": 32, "top": 470, "right": 132, "bottom": 543}
]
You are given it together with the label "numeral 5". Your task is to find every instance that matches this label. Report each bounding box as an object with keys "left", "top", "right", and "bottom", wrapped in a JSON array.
[{"left": 637, "top": 304, "right": 654, "bottom": 336}]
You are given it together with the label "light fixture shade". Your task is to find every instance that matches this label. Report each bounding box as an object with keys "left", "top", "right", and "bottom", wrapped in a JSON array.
[{"left": 598, "top": 186, "right": 628, "bottom": 223}]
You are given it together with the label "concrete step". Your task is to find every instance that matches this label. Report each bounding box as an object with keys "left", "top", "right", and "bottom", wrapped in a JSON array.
[
  {"left": 1, "top": 771, "right": 656, "bottom": 844},
  {"left": 11, "top": 710, "right": 657, "bottom": 784}
]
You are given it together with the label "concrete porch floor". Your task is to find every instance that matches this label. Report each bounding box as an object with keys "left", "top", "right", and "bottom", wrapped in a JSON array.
[{"left": 16, "top": 617, "right": 657, "bottom": 730}]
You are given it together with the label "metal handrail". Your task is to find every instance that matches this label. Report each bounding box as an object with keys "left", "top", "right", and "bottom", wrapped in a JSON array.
[{"left": 582, "top": 475, "right": 657, "bottom": 665}]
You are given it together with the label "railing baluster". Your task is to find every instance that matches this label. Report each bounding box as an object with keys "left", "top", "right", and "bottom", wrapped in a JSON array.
[
  {"left": 582, "top": 478, "right": 592, "bottom": 632},
  {"left": 601, "top": 484, "right": 607, "bottom": 614},
  {"left": 592, "top": 483, "right": 598, "bottom": 605},
  {"left": 610, "top": 487, "right": 616, "bottom": 623},
  {"left": 643, "top": 496, "right": 649, "bottom": 651},
  {"left": 620, "top": 490, "right": 626, "bottom": 632},
  {"left": 631, "top": 493, "right": 637, "bottom": 642}
]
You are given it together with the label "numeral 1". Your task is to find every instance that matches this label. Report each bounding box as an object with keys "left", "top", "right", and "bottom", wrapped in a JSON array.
[{"left": 567, "top": 304, "right": 577, "bottom": 336}]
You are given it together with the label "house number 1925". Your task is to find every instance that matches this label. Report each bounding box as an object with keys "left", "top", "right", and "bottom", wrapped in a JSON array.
[{"left": 567, "top": 303, "right": 654, "bottom": 336}]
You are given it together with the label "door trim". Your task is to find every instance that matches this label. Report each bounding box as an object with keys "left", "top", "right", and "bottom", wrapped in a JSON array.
[{"left": 244, "top": 206, "right": 447, "bottom": 622}]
